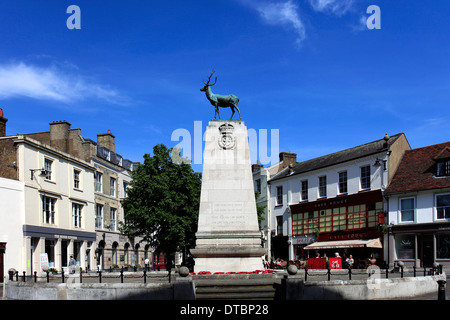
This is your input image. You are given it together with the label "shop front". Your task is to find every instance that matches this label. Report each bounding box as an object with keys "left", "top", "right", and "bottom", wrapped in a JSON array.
[
  {"left": 290, "top": 190, "right": 385, "bottom": 268},
  {"left": 304, "top": 235, "right": 382, "bottom": 268},
  {"left": 388, "top": 222, "right": 450, "bottom": 269},
  {"left": 23, "top": 225, "right": 96, "bottom": 274}
]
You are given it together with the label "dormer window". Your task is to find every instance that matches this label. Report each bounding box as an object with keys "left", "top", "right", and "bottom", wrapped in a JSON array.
[
  {"left": 436, "top": 159, "right": 450, "bottom": 177},
  {"left": 434, "top": 147, "right": 450, "bottom": 177}
]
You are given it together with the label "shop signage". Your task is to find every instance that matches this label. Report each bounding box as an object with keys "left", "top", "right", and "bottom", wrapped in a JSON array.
[
  {"left": 292, "top": 235, "right": 316, "bottom": 245},
  {"left": 40, "top": 253, "right": 49, "bottom": 272},
  {"left": 314, "top": 199, "right": 348, "bottom": 209},
  {"left": 54, "top": 234, "right": 78, "bottom": 240},
  {"left": 329, "top": 258, "right": 342, "bottom": 269},
  {"left": 321, "top": 230, "right": 380, "bottom": 242}
]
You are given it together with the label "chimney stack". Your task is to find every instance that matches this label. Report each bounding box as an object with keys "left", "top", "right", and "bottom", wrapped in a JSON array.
[
  {"left": 49, "top": 120, "right": 71, "bottom": 152},
  {"left": 97, "top": 130, "right": 115, "bottom": 152},
  {"left": 0, "top": 108, "right": 8, "bottom": 137},
  {"left": 252, "top": 160, "right": 264, "bottom": 173},
  {"left": 278, "top": 152, "right": 297, "bottom": 172}
]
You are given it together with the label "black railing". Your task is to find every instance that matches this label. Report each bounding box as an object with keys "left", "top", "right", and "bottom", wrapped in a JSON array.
[
  {"left": 8, "top": 266, "right": 171, "bottom": 284},
  {"left": 303, "top": 264, "right": 444, "bottom": 282}
]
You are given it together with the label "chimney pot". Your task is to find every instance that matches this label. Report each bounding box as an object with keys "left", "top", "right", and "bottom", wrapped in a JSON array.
[{"left": 0, "top": 108, "right": 8, "bottom": 137}]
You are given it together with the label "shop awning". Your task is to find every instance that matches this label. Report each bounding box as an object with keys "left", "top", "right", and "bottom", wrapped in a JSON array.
[{"left": 303, "top": 238, "right": 382, "bottom": 250}]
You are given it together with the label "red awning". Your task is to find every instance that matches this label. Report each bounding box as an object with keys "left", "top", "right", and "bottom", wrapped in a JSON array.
[{"left": 304, "top": 238, "right": 382, "bottom": 250}]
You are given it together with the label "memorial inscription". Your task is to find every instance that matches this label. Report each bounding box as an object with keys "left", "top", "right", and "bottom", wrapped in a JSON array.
[{"left": 211, "top": 203, "right": 246, "bottom": 228}]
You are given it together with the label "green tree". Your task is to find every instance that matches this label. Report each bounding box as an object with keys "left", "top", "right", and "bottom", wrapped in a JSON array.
[
  {"left": 255, "top": 191, "right": 266, "bottom": 229},
  {"left": 120, "top": 144, "right": 201, "bottom": 260}
]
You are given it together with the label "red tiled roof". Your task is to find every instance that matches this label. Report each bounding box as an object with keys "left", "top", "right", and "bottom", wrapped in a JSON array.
[{"left": 385, "top": 141, "right": 450, "bottom": 195}]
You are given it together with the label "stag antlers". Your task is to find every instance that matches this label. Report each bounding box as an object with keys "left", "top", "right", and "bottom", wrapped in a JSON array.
[{"left": 203, "top": 69, "right": 217, "bottom": 86}]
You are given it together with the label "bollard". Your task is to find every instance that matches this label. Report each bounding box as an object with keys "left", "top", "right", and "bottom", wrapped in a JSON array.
[
  {"left": 99, "top": 271, "right": 102, "bottom": 283},
  {"left": 348, "top": 267, "right": 352, "bottom": 280},
  {"left": 79, "top": 267, "right": 83, "bottom": 283},
  {"left": 304, "top": 266, "right": 308, "bottom": 281},
  {"left": 46, "top": 271, "right": 50, "bottom": 283},
  {"left": 34, "top": 271, "right": 37, "bottom": 282},
  {"left": 61, "top": 270, "right": 65, "bottom": 283},
  {"left": 437, "top": 280, "right": 446, "bottom": 300},
  {"left": 22, "top": 271, "right": 26, "bottom": 282},
  {"left": 327, "top": 268, "right": 331, "bottom": 281},
  {"left": 144, "top": 270, "right": 147, "bottom": 284}
]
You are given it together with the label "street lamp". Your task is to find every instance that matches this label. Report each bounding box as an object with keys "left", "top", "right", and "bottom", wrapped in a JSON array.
[{"left": 29, "top": 168, "right": 50, "bottom": 180}]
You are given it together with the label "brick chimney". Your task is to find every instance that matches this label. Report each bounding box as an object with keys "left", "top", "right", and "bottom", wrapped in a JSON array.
[
  {"left": 0, "top": 108, "right": 8, "bottom": 137},
  {"left": 97, "top": 130, "right": 115, "bottom": 152},
  {"left": 278, "top": 152, "right": 297, "bottom": 172},
  {"left": 252, "top": 160, "right": 264, "bottom": 173},
  {"left": 49, "top": 120, "right": 71, "bottom": 152}
]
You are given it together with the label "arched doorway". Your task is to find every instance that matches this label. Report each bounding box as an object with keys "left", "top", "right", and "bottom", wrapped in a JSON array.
[
  {"left": 134, "top": 244, "right": 140, "bottom": 267},
  {"left": 112, "top": 242, "right": 119, "bottom": 266},
  {"left": 124, "top": 243, "right": 130, "bottom": 266},
  {"left": 97, "top": 240, "right": 105, "bottom": 270}
]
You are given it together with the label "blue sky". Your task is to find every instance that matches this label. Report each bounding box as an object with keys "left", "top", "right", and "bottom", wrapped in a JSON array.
[{"left": 0, "top": 1, "right": 449, "bottom": 173}]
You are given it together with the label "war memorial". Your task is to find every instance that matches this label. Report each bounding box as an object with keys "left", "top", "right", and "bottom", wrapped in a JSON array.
[{"left": 190, "top": 71, "right": 265, "bottom": 273}]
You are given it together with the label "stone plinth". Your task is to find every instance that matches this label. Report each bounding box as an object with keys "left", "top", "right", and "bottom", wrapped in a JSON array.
[{"left": 191, "top": 120, "right": 265, "bottom": 273}]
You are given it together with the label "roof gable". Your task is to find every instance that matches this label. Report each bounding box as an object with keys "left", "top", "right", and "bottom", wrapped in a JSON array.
[
  {"left": 434, "top": 146, "right": 450, "bottom": 161},
  {"left": 385, "top": 141, "right": 450, "bottom": 195}
]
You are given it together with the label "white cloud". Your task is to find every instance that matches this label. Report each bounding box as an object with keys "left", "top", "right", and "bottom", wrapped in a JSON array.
[
  {"left": 255, "top": 1, "right": 306, "bottom": 46},
  {"left": 0, "top": 62, "right": 128, "bottom": 105},
  {"left": 308, "top": 0, "right": 355, "bottom": 16}
]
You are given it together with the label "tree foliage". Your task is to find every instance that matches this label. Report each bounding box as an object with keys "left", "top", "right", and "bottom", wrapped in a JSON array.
[
  {"left": 120, "top": 144, "right": 201, "bottom": 255},
  {"left": 255, "top": 191, "right": 266, "bottom": 229}
]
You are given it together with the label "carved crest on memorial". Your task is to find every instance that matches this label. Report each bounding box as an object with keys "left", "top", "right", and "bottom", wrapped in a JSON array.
[{"left": 218, "top": 123, "right": 235, "bottom": 150}]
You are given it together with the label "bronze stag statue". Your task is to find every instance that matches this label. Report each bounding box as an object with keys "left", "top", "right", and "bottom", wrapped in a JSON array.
[{"left": 200, "top": 70, "right": 241, "bottom": 120}]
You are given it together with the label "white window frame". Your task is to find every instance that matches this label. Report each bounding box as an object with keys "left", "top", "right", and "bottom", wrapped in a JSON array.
[
  {"left": 436, "top": 159, "right": 450, "bottom": 177},
  {"left": 110, "top": 208, "right": 117, "bottom": 231},
  {"left": 338, "top": 171, "right": 348, "bottom": 194},
  {"left": 123, "top": 181, "right": 129, "bottom": 198},
  {"left": 301, "top": 180, "right": 308, "bottom": 201},
  {"left": 95, "top": 204, "right": 103, "bottom": 229},
  {"left": 276, "top": 186, "right": 283, "bottom": 206},
  {"left": 43, "top": 196, "right": 56, "bottom": 225},
  {"left": 95, "top": 172, "right": 103, "bottom": 193},
  {"left": 72, "top": 203, "right": 83, "bottom": 228},
  {"left": 73, "top": 169, "right": 81, "bottom": 189},
  {"left": 318, "top": 176, "right": 327, "bottom": 198},
  {"left": 110, "top": 177, "right": 116, "bottom": 197},
  {"left": 399, "top": 197, "right": 415, "bottom": 223},
  {"left": 360, "top": 165, "right": 371, "bottom": 190},
  {"left": 44, "top": 158, "right": 53, "bottom": 180},
  {"left": 436, "top": 193, "right": 450, "bottom": 220}
]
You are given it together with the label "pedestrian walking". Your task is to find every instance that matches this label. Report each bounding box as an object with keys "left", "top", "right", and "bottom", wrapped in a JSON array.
[{"left": 69, "top": 255, "right": 76, "bottom": 274}]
